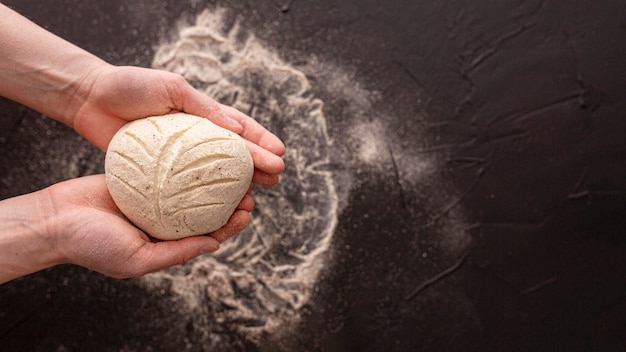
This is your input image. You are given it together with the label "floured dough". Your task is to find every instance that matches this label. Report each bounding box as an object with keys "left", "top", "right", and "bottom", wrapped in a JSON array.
[{"left": 104, "top": 113, "right": 253, "bottom": 240}]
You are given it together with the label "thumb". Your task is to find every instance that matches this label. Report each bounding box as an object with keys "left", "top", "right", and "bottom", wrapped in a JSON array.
[
  {"left": 179, "top": 81, "right": 243, "bottom": 133},
  {"left": 128, "top": 236, "right": 220, "bottom": 275}
]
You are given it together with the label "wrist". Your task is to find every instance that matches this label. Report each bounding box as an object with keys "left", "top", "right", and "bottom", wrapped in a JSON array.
[
  {"left": 61, "top": 60, "right": 113, "bottom": 128},
  {"left": 0, "top": 4, "right": 109, "bottom": 128},
  {"left": 0, "top": 189, "right": 66, "bottom": 283}
]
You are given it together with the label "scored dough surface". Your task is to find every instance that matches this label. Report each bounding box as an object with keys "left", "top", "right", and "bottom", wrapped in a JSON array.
[{"left": 104, "top": 113, "right": 253, "bottom": 240}]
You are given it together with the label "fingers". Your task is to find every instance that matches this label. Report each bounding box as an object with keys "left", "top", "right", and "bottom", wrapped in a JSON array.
[
  {"left": 219, "top": 105, "right": 286, "bottom": 181},
  {"left": 219, "top": 103, "right": 286, "bottom": 156},
  {"left": 210, "top": 210, "right": 250, "bottom": 243},
  {"left": 125, "top": 207, "right": 250, "bottom": 277},
  {"left": 124, "top": 236, "right": 221, "bottom": 277},
  {"left": 246, "top": 140, "right": 285, "bottom": 176},
  {"left": 166, "top": 71, "right": 284, "bottom": 157},
  {"left": 253, "top": 169, "right": 280, "bottom": 187},
  {"left": 181, "top": 81, "right": 285, "bottom": 158},
  {"left": 170, "top": 76, "right": 285, "bottom": 179},
  {"left": 181, "top": 86, "right": 286, "bottom": 183},
  {"left": 238, "top": 193, "right": 255, "bottom": 212},
  {"left": 174, "top": 75, "right": 243, "bottom": 133}
]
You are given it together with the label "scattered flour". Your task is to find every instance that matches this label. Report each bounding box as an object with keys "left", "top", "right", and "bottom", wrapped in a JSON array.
[
  {"left": 352, "top": 120, "right": 387, "bottom": 165},
  {"left": 141, "top": 6, "right": 472, "bottom": 349},
  {"left": 142, "top": 8, "right": 337, "bottom": 346}
]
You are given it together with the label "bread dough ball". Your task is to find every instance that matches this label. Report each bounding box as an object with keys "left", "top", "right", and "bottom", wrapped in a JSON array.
[{"left": 104, "top": 113, "right": 253, "bottom": 240}]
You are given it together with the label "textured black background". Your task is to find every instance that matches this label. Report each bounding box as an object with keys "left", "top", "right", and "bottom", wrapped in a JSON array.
[{"left": 1, "top": 1, "right": 625, "bottom": 351}]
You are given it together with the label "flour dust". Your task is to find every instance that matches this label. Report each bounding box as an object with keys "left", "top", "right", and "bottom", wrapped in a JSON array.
[
  {"left": 299, "top": 53, "right": 472, "bottom": 261},
  {"left": 142, "top": 8, "right": 337, "bottom": 347},
  {"left": 141, "top": 6, "right": 472, "bottom": 349}
]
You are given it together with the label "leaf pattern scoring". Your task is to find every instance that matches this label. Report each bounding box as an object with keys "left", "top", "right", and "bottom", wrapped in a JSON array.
[{"left": 104, "top": 113, "right": 253, "bottom": 240}]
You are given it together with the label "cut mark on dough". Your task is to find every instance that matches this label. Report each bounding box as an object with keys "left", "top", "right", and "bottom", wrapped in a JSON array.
[
  {"left": 167, "top": 178, "right": 240, "bottom": 199},
  {"left": 169, "top": 153, "right": 236, "bottom": 177},
  {"left": 110, "top": 173, "right": 148, "bottom": 200},
  {"left": 123, "top": 131, "right": 152, "bottom": 158},
  {"left": 155, "top": 124, "right": 198, "bottom": 226},
  {"left": 178, "top": 137, "right": 238, "bottom": 156},
  {"left": 148, "top": 117, "right": 164, "bottom": 134},
  {"left": 112, "top": 151, "right": 146, "bottom": 176},
  {"left": 171, "top": 202, "right": 225, "bottom": 216}
]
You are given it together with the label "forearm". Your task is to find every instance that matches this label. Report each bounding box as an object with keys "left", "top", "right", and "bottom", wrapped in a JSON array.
[
  {"left": 0, "top": 189, "right": 63, "bottom": 284},
  {"left": 0, "top": 3, "right": 108, "bottom": 127}
]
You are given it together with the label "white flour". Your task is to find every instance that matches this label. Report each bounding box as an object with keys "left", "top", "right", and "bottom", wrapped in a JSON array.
[
  {"left": 141, "top": 6, "right": 472, "bottom": 349},
  {"left": 142, "top": 8, "right": 338, "bottom": 346}
]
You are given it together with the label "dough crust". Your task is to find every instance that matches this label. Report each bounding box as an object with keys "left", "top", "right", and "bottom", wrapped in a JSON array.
[{"left": 104, "top": 113, "right": 253, "bottom": 240}]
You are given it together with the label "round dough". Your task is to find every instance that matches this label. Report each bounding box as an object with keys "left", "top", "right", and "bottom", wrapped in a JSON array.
[{"left": 104, "top": 113, "right": 253, "bottom": 240}]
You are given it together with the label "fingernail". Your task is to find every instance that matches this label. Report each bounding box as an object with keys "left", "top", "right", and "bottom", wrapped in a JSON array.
[
  {"left": 201, "top": 240, "right": 220, "bottom": 254},
  {"left": 219, "top": 107, "right": 242, "bottom": 132}
]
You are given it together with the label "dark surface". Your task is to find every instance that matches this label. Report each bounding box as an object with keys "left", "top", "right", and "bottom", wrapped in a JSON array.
[{"left": 1, "top": 0, "right": 625, "bottom": 351}]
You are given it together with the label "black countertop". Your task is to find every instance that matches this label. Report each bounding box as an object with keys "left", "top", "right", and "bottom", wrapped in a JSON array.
[{"left": 1, "top": 1, "right": 625, "bottom": 351}]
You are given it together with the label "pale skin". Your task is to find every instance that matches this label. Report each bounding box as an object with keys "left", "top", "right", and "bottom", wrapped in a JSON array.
[{"left": 0, "top": 4, "right": 285, "bottom": 283}]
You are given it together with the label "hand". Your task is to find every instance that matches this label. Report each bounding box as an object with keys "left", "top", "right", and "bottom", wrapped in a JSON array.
[
  {"left": 72, "top": 64, "right": 285, "bottom": 186},
  {"left": 0, "top": 6, "right": 287, "bottom": 283},
  {"left": 44, "top": 175, "right": 254, "bottom": 278}
]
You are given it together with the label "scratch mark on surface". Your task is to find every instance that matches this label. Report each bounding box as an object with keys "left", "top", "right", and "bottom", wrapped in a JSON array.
[
  {"left": 453, "top": 148, "right": 495, "bottom": 171},
  {"left": 404, "top": 251, "right": 470, "bottom": 300},
  {"left": 466, "top": 23, "right": 533, "bottom": 73},
  {"left": 487, "top": 129, "right": 531, "bottom": 144},
  {"left": 396, "top": 61, "right": 430, "bottom": 116},
  {"left": 388, "top": 143, "right": 410, "bottom": 214},
  {"left": 441, "top": 165, "right": 486, "bottom": 215},
  {"left": 401, "top": 64, "right": 424, "bottom": 88},
  {"left": 568, "top": 190, "right": 590, "bottom": 200},
  {"left": 453, "top": 155, "right": 490, "bottom": 164},
  {"left": 463, "top": 223, "right": 482, "bottom": 233},
  {"left": 520, "top": 276, "right": 558, "bottom": 295},
  {"left": 480, "top": 207, "right": 559, "bottom": 230},
  {"left": 568, "top": 166, "right": 589, "bottom": 200},
  {"left": 415, "top": 137, "right": 478, "bottom": 153},
  {"left": 487, "top": 92, "right": 584, "bottom": 127}
]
